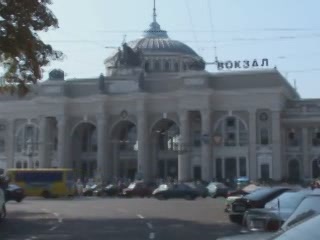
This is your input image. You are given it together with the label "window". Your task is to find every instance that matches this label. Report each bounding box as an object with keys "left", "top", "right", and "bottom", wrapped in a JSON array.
[
  {"left": 216, "top": 158, "right": 222, "bottom": 181},
  {"left": 144, "top": 61, "right": 150, "bottom": 72},
  {"left": 193, "top": 131, "right": 201, "bottom": 147},
  {"left": 174, "top": 62, "right": 179, "bottom": 72},
  {"left": 239, "top": 157, "right": 247, "bottom": 177},
  {"left": 15, "top": 125, "right": 39, "bottom": 153},
  {"left": 164, "top": 61, "right": 170, "bottom": 71},
  {"left": 226, "top": 117, "right": 235, "bottom": 127},
  {"left": 81, "top": 125, "right": 97, "bottom": 152},
  {"left": 312, "top": 130, "right": 320, "bottom": 146},
  {"left": 288, "top": 129, "right": 299, "bottom": 147},
  {"left": 260, "top": 128, "right": 269, "bottom": 145},
  {"left": 183, "top": 63, "right": 187, "bottom": 71},
  {"left": 214, "top": 116, "right": 248, "bottom": 147},
  {"left": 15, "top": 171, "right": 63, "bottom": 182},
  {"left": 23, "top": 161, "right": 28, "bottom": 169},
  {"left": 16, "top": 161, "right": 22, "bottom": 169},
  {"left": 154, "top": 60, "right": 160, "bottom": 72}
]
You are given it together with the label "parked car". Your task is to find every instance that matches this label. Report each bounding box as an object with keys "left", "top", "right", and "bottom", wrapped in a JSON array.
[
  {"left": 94, "top": 184, "right": 126, "bottom": 197},
  {"left": 153, "top": 183, "right": 200, "bottom": 200},
  {"left": 207, "top": 182, "right": 228, "bottom": 198},
  {"left": 5, "top": 184, "right": 25, "bottom": 202},
  {"left": 0, "top": 187, "right": 5, "bottom": 221},
  {"left": 121, "top": 181, "right": 157, "bottom": 198},
  {"left": 83, "top": 184, "right": 99, "bottom": 196},
  {"left": 185, "top": 182, "right": 209, "bottom": 198},
  {"left": 229, "top": 187, "right": 292, "bottom": 224},
  {"left": 225, "top": 184, "right": 263, "bottom": 212},
  {"left": 217, "top": 193, "right": 320, "bottom": 240},
  {"left": 243, "top": 190, "right": 312, "bottom": 232}
]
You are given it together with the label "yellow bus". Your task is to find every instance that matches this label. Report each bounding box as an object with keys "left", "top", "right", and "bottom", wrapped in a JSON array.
[{"left": 6, "top": 168, "right": 75, "bottom": 198}]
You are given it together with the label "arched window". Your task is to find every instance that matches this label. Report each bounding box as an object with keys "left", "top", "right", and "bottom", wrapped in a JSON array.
[
  {"left": 164, "top": 61, "right": 170, "bottom": 71},
  {"left": 183, "top": 63, "right": 187, "bottom": 71},
  {"left": 81, "top": 124, "right": 97, "bottom": 153},
  {"left": 312, "top": 159, "right": 320, "bottom": 178},
  {"left": 16, "top": 161, "right": 22, "bottom": 169},
  {"left": 144, "top": 61, "right": 150, "bottom": 72},
  {"left": 214, "top": 116, "right": 248, "bottom": 147},
  {"left": 154, "top": 60, "right": 161, "bottom": 72},
  {"left": 35, "top": 161, "right": 40, "bottom": 168},
  {"left": 23, "top": 161, "right": 28, "bottom": 169},
  {"left": 15, "top": 124, "right": 39, "bottom": 153},
  {"left": 174, "top": 62, "right": 179, "bottom": 72},
  {"left": 260, "top": 128, "right": 269, "bottom": 145}
]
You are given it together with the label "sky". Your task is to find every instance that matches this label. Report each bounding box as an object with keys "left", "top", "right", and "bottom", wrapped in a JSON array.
[{"left": 40, "top": 0, "right": 320, "bottom": 98}]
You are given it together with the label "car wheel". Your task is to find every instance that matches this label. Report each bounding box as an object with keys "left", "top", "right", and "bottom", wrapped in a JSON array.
[
  {"left": 184, "top": 194, "right": 195, "bottom": 200},
  {"left": 0, "top": 204, "right": 6, "bottom": 220},
  {"left": 42, "top": 190, "right": 51, "bottom": 199},
  {"left": 156, "top": 194, "right": 166, "bottom": 200},
  {"left": 16, "top": 197, "right": 23, "bottom": 203}
]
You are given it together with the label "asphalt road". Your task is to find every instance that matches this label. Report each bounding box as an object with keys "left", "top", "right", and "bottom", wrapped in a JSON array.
[{"left": 1, "top": 197, "right": 241, "bottom": 240}]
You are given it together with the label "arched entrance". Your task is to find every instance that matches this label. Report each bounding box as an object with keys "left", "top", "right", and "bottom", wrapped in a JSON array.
[
  {"left": 111, "top": 120, "right": 137, "bottom": 181},
  {"left": 312, "top": 159, "right": 320, "bottom": 179},
  {"left": 151, "top": 119, "right": 180, "bottom": 180},
  {"left": 71, "top": 122, "right": 97, "bottom": 181},
  {"left": 288, "top": 159, "right": 300, "bottom": 182}
]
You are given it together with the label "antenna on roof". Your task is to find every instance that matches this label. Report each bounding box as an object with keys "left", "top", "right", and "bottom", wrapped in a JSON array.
[{"left": 153, "top": 0, "right": 157, "bottom": 22}]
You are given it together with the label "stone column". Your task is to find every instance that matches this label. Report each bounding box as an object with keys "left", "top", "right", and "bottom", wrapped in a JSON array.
[
  {"left": 272, "top": 111, "right": 282, "bottom": 180},
  {"left": 6, "top": 119, "right": 15, "bottom": 168},
  {"left": 137, "top": 111, "right": 150, "bottom": 181},
  {"left": 39, "top": 116, "right": 49, "bottom": 168},
  {"left": 201, "top": 109, "right": 212, "bottom": 181},
  {"left": 302, "top": 127, "right": 309, "bottom": 178},
  {"left": 97, "top": 113, "right": 110, "bottom": 183},
  {"left": 57, "top": 116, "right": 70, "bottom": 168},
  {"left": 178, "top": 110, "right": 191, "bottom": 182},
  {"left": 249, "top": 110, "right": 257, "bottom": 180}
]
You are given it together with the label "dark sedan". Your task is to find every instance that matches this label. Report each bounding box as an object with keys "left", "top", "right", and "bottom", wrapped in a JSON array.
[
  {"left": 185, "top": 182, "right": 209, "bottom": 198},
  {"left": 229, "top": 187, "right": 292, "bottom": 224},
  {"left": 207, "top": 182, "right": 228, "bottom": 198},
  {"left": 121, "top": 181, "right": 157, "bottom": 198},
  {"left": 5, "top": 184, "right": 25, "bottom": 202},
  {"left": 153, "top": 183, "right": 200, "bottom": 200},
  {"left": 94, "top": 184, "right": 124, "bottom": 197},
  {"left": 243, "top": 190, "right": 311, "bottom": 232}
]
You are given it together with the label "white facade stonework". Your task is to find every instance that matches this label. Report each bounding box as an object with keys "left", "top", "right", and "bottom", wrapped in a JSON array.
[{"left": 0, "top": 16, "right": 319, "bottom": 183}]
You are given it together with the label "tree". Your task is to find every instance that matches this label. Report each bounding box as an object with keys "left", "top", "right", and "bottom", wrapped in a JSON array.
[{"left": 0, "top": 0, "right": 63, "bottom": 96}]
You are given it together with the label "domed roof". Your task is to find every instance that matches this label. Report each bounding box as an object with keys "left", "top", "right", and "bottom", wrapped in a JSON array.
[
  {"left": 127, "top": 37, "right": 198, "bottom": 56},
  {"left": 127, "top": 14, "right": 199, "bottom": 57}
]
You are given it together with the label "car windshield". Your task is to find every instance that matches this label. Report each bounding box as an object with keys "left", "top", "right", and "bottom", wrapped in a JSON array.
[
  {"left": 265, "top": 191, "right": 310, "bottom": 210},
  {"left": 244, "top": 187, "right": 272, "bottom": 201},
  {"left": 128, "top": 183, "right": 136, "bottom": 189},
  {"left": 273, "top": 214, "right": 320, "bottom": 240},
  {"left": 282, "top": 196, "right": 320, "bottom": 230}
]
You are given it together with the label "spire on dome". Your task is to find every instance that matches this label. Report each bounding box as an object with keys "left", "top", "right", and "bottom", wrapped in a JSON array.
[
  {"left": 143, "top": 0, "right": 168, "bottom": 38},
  {"left": 153, "top": 0, "right": 157, "bottom": 23}
]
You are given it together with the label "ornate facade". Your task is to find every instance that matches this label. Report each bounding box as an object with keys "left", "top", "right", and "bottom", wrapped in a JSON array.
[{"left": 0, "top": 12, "right": 319, "bottom": 182}]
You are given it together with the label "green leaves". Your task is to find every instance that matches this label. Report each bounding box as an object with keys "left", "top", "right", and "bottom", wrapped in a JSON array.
[{"left": 0, "top": 0, "right": 63, "bottom": 96}]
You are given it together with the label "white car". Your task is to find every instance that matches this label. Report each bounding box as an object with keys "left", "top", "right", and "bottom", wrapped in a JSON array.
[{"left": 0, "top": 188, "right": 6, "bottom": 220}]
